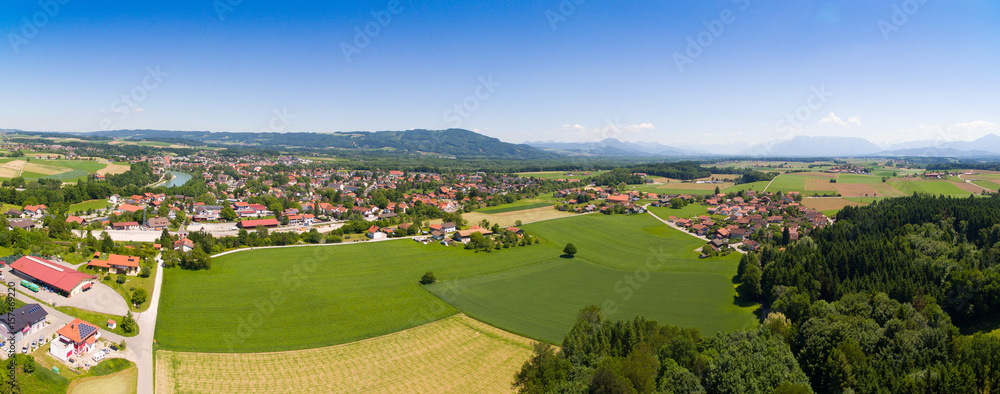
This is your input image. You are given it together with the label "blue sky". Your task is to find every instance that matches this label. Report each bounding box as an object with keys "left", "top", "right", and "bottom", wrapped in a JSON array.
[{"left": 2, "top": 1, "right": 998, "bottom": 152}]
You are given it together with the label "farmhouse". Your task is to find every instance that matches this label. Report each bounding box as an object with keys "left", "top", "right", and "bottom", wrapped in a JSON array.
[
  {"left": 455, "top": 226, "right": 493, "bottom": 243},
  {"left": 606, "top": 195, "right": 630, "bottom": 204},
  {"left": 87, "top": 253, "right": 141, "bottom": 275},
  {"left": 237, "top": 218, "right": 280, "bottom": 229},
  {"left": 50, "top": 318, "right": 100, "bottom": 362},
  {"left": 0, "top": 304, "right": 48, "bottom": 344},
  {"left": 23, "top": 204, "right": 46, "bottom": 216},
  {"left": 174, "top": 238, "right": 195, "bottom": 252},
  {"left": 9, "top": 256, "right": 96, "bottom": 298}
]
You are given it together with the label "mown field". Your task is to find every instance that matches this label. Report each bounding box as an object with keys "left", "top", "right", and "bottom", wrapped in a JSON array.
[
  {"left": 156, "top": 314, "right": 533, "bottom": 393},
  {"left": 888, "top": 179, "right": 979, "bottom": 196},
  {"left": 0, "top": 158, "right": 115, "bottom": 182},
  {"left": 429, "top": 214, "right": 758, "bottom": 343},
  {"left": 515, "top": 170, "right": 608, "bottom": 180}
]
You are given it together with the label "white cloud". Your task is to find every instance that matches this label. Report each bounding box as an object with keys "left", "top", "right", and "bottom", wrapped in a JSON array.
[
  {"left": 134, "top": 108, "right": 144, "bottom": 113},
  {"left": 820, "top": 112, "right": 862, "bottom": 127}
]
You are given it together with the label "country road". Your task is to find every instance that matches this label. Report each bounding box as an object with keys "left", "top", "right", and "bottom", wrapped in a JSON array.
[{"left": 132, "top": 252, "right": 163, "bottom": 394}]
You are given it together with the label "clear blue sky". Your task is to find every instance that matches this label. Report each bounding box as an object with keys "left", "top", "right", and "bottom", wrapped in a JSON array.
[{"left": 2, "top": 1, "right": 998, "bottom": 151}]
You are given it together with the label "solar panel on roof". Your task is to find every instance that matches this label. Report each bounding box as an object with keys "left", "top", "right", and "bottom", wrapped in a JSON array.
[
  {"left": 79, "top": 323, "right": 97, "bottom": 338},
  {"left": 26, "top": 306, "right": 41, "bottom": 314}
]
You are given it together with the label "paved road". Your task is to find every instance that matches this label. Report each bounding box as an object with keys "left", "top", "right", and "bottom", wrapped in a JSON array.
[
  {"left": 958, "top": 173, "right": 993, "bottom": 191},
  {"left": 644, "top": 205, "right": 746, "bottom": 255},
  {"left": 131, "top": 252, "right": 163, "bottom": 394}
]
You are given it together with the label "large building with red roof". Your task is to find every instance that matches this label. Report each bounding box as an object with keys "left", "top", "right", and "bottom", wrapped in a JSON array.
[
  {"left": 237, "top": 218, "right": 280, "bottom": 229},
  {"left": 49, "top": 318, "right": 100, "bottom": 361},
  {"left": 10, "top": 256, "right": 96, "bottom": 297}
]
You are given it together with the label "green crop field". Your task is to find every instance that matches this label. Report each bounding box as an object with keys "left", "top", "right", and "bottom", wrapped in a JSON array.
[
  {"left": 36, "top": 169, "right": 90, "bottom": 181},
  {"left": 973, "top": 180, "right": 1000, "bottom": 191},
  {"left": 69, "top": 199, "right": 109, "bottom": 213},
  {"left": 157, "top": 213, "right": 757, "bottom": 353},
  {"left": 429, "top": 214, "right": 758, "bottom": 343},
  {"left": 763, "top": 174, "right": 805, "bottom": 193},
  {"left": 888, "top": 180, "right": 975, "bottom": 196},
  {"left": 722, "top": 181, "right": 769, "bottom": 194},
  {"left": 837, "top": 174, "right": 884, "bottom": 184},
  {"left": 35, "top": 159, "right": 107, "bottom": 172},
  {"left": 477, "top": 201, "right": 553, "bottom": 214},
  {"left": 156, "top": 240, "right": 553, "bottom": 353}
]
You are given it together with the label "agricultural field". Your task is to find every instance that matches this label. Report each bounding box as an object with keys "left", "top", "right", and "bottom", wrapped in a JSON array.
[
  {"left": 157, "top": 213, "right": 756, "bottom": 353},
  {"left": 155, "top": 239, "right": 552, "bottom": 353},
  {"left": 887, "top": 179, "right": 979, "bottom": 197},
  {"left": 763, "top": 173, "right": 840, "bottom": 196},
  {"left": 802, "top": 197, "right": 868, "bottom": 217},
  {"left": 721, "top": 181, "right": 769, "bottom": 194},
  {"left": 429, "top": 214, "right": 759, "bottom": 343},
  {"left": 476, "top": 200, "right": 553, "bottom": 214},
  {"left": 0, "top": 158, "right": 120, "bottom": 181},
  {"left": 648, "top": 204, "right": 710, "bottom": 220},
  {"left": 156, "top": 314, "right": 533, "bottom": 393}
]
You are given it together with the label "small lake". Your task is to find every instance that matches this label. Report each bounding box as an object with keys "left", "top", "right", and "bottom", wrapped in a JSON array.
[{"left": 166, "top": 171, "right": 192, "bottom": 187}]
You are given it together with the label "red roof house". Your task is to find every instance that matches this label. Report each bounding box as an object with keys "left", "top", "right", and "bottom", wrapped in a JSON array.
[{"left": 10, "top": 256, "right": 95, "bottom": 297}]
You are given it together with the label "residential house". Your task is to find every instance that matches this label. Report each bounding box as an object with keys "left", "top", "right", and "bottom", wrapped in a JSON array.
[
  {"left": 112, "top": 222, "right": 140, "bottom": 230},
  {"left": 146, "top": 217, "right": 170, "bottom": 230},
  {"left": 50, "top": 318, "right": 100, "bottom": 362},
  {"left": 0, "top": 304, "right": 48, "bottom": 345},
  {"left": 22, "top": 204, "right": 46, "bottom": 217},
  {"left": 173, "top": 238, "right": 195, "bottom": 252},
  {"left": 8, "top": 219, "right": 35, "bottom": 230},
  {"left": 455, "top": 226, "right": 492, "bottom": 243},
  {"left": 87, "top": 254, "right": 141, "bottom": 275}
]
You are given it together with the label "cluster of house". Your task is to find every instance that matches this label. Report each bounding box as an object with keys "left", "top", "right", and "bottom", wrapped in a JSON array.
[
  {"left": 0, "top": 301, "right": 105, "bottom": 363},
  {"left": 553, "top": 187, "right": 651, "bottom": 214},
  {"left": 366, "top": 221, "right": 525, "bottom": 246},
  {"left": 660, "top": 191, "right": 830, "bottom": 252}
]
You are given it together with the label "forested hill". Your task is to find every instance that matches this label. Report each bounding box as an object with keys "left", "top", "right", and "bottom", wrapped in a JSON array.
[{"left": 86, "top": 129, "right": 559, "bottom": 159}]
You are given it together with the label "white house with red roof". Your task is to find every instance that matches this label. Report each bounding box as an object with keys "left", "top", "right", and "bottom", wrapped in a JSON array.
[{"left": 50, "top": 318, "right": 100, "bottom": 361}]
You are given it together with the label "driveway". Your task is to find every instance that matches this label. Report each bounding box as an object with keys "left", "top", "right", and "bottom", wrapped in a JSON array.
[
  {"left": 129, "top": 252, "right": 163, "bottom": 394},
  {"left": 58, "top": 281, "right": 130, "bottom": 316}
]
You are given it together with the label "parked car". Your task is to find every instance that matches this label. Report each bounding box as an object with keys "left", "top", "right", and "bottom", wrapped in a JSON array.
[
  {"left": 21, "top": 346, "right": 27, "bottom": 354},
  {"left": 110, "top": 345, "right": 118, "bottom": 351}
]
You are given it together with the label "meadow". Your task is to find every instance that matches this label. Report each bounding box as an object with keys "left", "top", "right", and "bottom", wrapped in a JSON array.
[
  {"left": 428, "top": 214, "right": 757, "bottom": 342},
  {"left": 155, "top": 239, "right": 552, "bottom": 353},
  {"left": 476, "top": 201, "right": 553, "bottom": 214},
  {"left": 156, "top": 213, "right": 757, "bottom": 353},
  {"left": 515, "top": 170, "right": 608, "bottom": 180},
  {"left": 156, "top": 314, "right": 533, "bottom": 393},
  {"left": 888, "top": 180, "right": 978, "bottom": 196},
  {"left": 69, "top": 199, "right": 110, "bottom": 213}
]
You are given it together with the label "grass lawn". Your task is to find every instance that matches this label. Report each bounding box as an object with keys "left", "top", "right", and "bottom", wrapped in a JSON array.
[
  {"left": 515, "top": 170, "right": 608, "bottom": 180},
  {"left": 56, "top": 306, "right": 137, "bottom": 337},
  {"left": 69, "top": 199, "right": 110, "bottom": 213},
  {"left": 85, "top": 264, "right": 157, "bottom": 312},
  {"left": 477, "top": 201, "right": 553, "bottom": 214}
]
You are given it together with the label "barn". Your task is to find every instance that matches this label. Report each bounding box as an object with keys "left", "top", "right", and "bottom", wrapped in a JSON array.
[{"left": 9, "top": 256, "right": 96, "bottom": 298}]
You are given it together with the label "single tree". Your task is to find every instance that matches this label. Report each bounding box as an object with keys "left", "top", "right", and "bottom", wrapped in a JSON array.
[
  {"left": 420, "top": 271, "right": 436, "bottom": 285},
  {"left": 563, "top": 243, "right": 577, "bottom": 257}
]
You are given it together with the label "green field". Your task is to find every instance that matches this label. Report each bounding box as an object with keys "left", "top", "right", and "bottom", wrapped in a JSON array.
[
  {"left": 888, "top": 180, "right": 975, "bottom": 196},
  {"left": 69, "top": 199, "right": 109, "bottom": 213},
  {"left": 156, "top": 240, "right": 552, "bottom": 353},
  {"left": 157, "top": 214, "right": 757, "bottom": 352},
  {"left": 648, "top": 204, "right": 709, "bottom": 220},
  {"left": 721, "top": 181, "right": 769, "bottom": 194},
  {"left": 36, "top": 169, "right": 90, "bottom": 181},
  {"left": 973, "top": 180, "right": 1000, "bottom": 191},
  {"left": 429, "top": 214, "right": 758, "bottom": 343},
  {"left": 836, "top": 173, "right": 884, "bottom": 183},
  {"left": 477, "top": 201, "right": 553, "bottom": 214}
]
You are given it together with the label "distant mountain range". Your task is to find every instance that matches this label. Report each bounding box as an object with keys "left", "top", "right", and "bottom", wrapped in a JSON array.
[
  {"left": 82, "top": 128, "right": 558, "bottom": 159},
  {"left": 525, "top": 138, "right": 709, "bottom": 157}
]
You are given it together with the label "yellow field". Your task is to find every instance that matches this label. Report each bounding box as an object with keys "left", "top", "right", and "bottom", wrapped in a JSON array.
[
  {"left": 464, "top": 206, "right": 574, "bottom": 227},
  {"left": 804, "top": 177, "right": 836, "bottom": 191},
  {"left": 0, "top": 160, "right": 26, "bottom": 178},
  {"left": 155, "top": 314, "right": 535, "bottom": 393},
  {"left": 67, "top": 367, "right": 138, "bottom": 394},
  {"left": 802, "top": 197, "right": 868, "bottom": 212},
  {"left": 22, "top": 161, "right": 71, "bottom": 175},
  {"left": 97, "top": 161, "right": 130, "bottom": 175}
]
